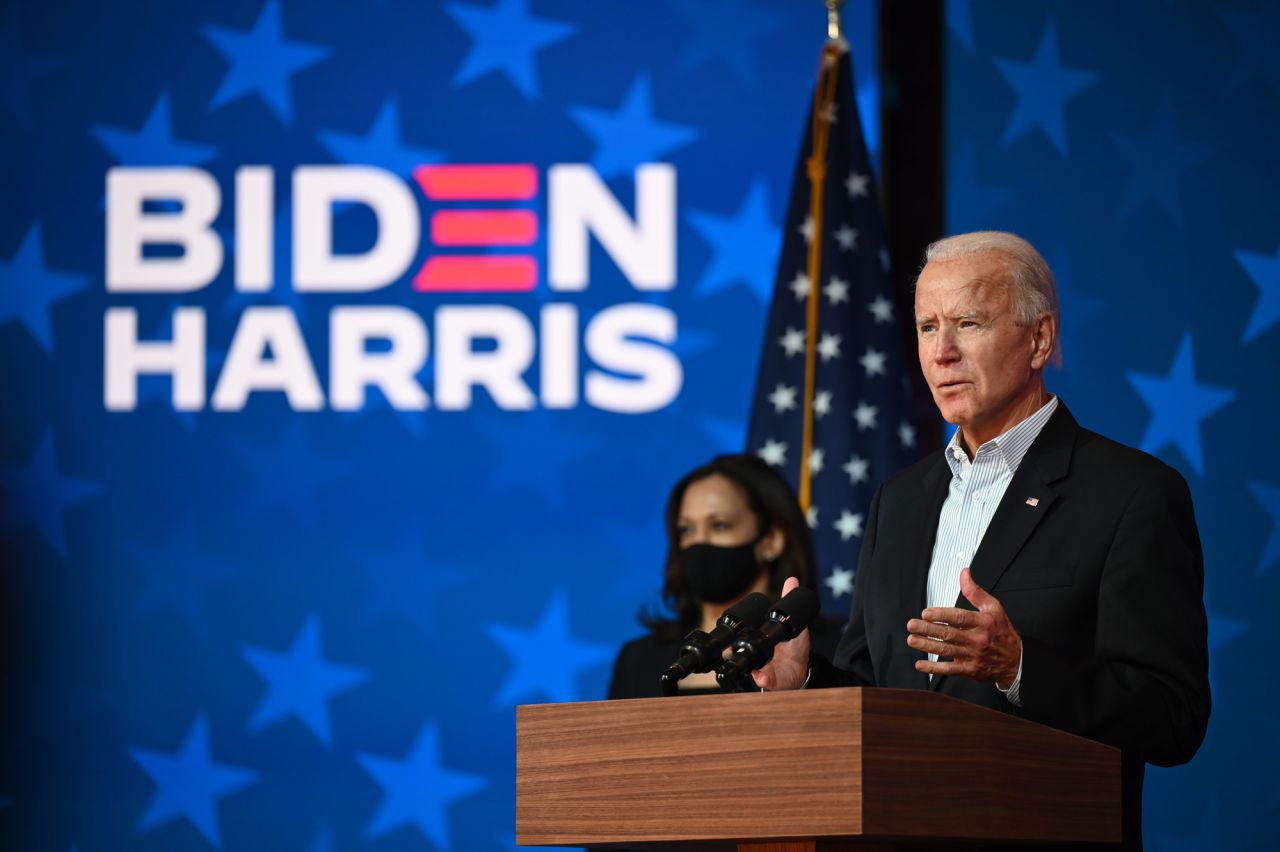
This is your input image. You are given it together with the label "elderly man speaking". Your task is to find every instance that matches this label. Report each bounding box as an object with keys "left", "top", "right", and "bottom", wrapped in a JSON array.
[{"left": 757, "top": 231, "right": 1210, "bottom": 851}]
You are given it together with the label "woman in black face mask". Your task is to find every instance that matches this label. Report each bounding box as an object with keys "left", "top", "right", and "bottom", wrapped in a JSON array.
[{"left": 606, "top": 454, "right": 842, "bottom": 699}]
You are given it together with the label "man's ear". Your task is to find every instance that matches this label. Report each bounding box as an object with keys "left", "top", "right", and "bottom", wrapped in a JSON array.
[{"left": 1030, "top": 312, "right": 1058, "bottom": 370}]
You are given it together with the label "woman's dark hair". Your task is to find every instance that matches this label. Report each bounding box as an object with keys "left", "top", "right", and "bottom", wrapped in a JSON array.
[{"left": 643, "top": 453, "right": 816, "bottom": 642}]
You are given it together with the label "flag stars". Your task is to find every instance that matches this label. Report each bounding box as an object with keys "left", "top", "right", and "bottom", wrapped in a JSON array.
[
  {"left": 824, "top": 276, "right": 850, "bottom": 304},
  {"left": 768, "top": 384, "right": 798, "bottom": 413},
  {"left": 813, "top": 390, "right": 833, "bottom": 418},
  {"left": 758, "top": 439, "right": 788, "bottom": 467},
  {"left": 867, "top": 294, "right": 894, "bottom": 324},
  {"left": 817, "top": 332, "right": 842, "bottom": 362},
  {"left": 835, "top": 225, "right": 859, "bottom": 251},
  {"left": 789, "top": 272, "right": 811, "bottom": 300},
  {"left": 853, "top": 402, "right": 879, "bottom": 431},
  {"left": 809, "top": 448, "right": 825, "bottom": 475},
  {"left": 806, "top": 505, "right": 819, "bottom": 529},
  {"left": 799, "top": 215, "right": 815, "bottom": 244},
  {"left": 779, "top": 327, "right": 805, "bottom": 356},
  {"left": 843, "top": 454, "right": 870, "bottom": 484},
  {"left": 835, "top": 511, "right": 864, "bottom": 541},
  {"left": 898, "top": 421, "right": 917, "bottom": 448},
  {"left": 826, "top": 566, "right": 855, "bottom": 598},
  {"left": 859, "top": 347, "right": 888, "bottom": 376},
  {"left": 846, "top": 171, "right": 870, "bottom": 198}
]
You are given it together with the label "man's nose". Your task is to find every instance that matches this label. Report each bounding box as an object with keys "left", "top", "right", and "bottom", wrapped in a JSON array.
[{"left": 932, "top": 329, "right": 960, "bottom": 363}]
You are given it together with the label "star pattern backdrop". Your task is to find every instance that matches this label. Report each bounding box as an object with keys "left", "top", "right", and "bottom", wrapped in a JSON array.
[
  {"left": 0, "top": 1, "right": 1274, "bottom": 851},
  {"left": 945, "top": 2, "right": 1278, "bottom": 849},
  {"left": 0, "top": 2, "right": 884, "bottom": 851}
]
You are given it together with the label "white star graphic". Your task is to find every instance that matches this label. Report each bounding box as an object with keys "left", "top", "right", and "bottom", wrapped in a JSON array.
[
  {"left": 846, "top": 171, "right": 870, "bottom": 198},
  {"left": 779, "top": 327, "right": 805, "bottom": 357},
  {"left": 789, "top": 272, "right": 811, "bottom": 300},
  {"left": 834, "top": 510, "right": 864, "bottom": 541},
  {"left": 867, "top": 294, "right": 894, "bottom": 324},
  {"left": 826, "top": 566, "right": 854, "bottom": 598},
  {"left": 817, "top": 333, "right": 842, "bottom": 362},
  {"left": 843, "top": 454, "right": 870, "bottom": 484},
  {"left": 859, "top": 348, "right": 887, "bottom": 376},
  {"left": 898, "top": 421, "right": 917, "bottom": 448},
  {"left": 768, "top": 383, "right": 798, "bottom": 413},
  {"left": 798, "top": 215, "right": 815, "bottom": 244},
  {"left": 824, "top": 276, "right": 850, "bottom": 304},
  {"left": 834, "top": 225, "right": 859, "bottom": 251},
  {"left": 806, "top": 505, "right": 819, "bottom": 529},
  {"left": 853, "top": 401, "right": 879, "bottom": 431},
  {"left": 758, "top": 439, "right": 787, "bottom": 467},
  {"left": 809, "top": 448, "right": 825, "bottom": 474},
  {"left": 813, "top": 389, "right": 832, "bottom": 418}
]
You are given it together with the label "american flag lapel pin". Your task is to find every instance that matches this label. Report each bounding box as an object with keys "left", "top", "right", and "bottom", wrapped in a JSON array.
[{"left": 1025, "top": 497, "right": 1040, "bottom": 507}]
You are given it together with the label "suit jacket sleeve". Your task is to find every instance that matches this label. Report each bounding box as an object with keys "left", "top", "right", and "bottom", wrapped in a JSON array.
[{"left": 1017, "top": 463, "right": 1211, "bottom": 767}]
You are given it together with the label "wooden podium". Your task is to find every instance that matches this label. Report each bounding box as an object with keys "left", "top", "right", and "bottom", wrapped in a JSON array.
[{"left": 516, "top": 687, "right": 1119, "bottom": 850}]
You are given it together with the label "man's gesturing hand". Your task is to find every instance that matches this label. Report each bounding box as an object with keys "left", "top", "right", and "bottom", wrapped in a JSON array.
[
  {"left": 751, "top": 576, "right": 811, "bottom": 691},
  {"left": 907, "top": 568, "right": 1021, "bottom": 688}
]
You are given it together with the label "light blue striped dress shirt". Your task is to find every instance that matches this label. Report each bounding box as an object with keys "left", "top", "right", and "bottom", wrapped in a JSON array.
[{"left": 925, "top": 395, "right": 1059, "bottom": 705}]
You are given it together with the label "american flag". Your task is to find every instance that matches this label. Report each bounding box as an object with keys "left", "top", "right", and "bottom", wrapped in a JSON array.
[{"left": 746, "top": 42, "right": 923, "bottom": 615}]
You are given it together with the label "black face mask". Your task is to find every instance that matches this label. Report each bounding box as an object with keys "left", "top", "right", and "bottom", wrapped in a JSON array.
[{"left": 679, "top": 542, "right": 764, "bottom": 604}]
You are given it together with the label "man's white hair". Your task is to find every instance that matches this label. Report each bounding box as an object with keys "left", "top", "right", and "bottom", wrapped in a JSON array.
[{"left": 924, "top": 231, "right": 1061, "bottom": 364}]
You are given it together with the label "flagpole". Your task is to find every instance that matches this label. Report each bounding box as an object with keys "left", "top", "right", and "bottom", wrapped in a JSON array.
[{"left": 798, "top": 3, "right": 844, "bottom": 512}]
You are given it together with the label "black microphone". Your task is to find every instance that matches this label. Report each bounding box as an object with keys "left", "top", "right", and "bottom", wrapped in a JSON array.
[
  {"left": 714, "top": 587, "right": 820, "bottom": 691},
  {"left": 659, "top": 592, "right": 772, "bottom": 695}
]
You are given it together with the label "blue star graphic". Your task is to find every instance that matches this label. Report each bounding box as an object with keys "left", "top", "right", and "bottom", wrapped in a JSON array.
[
  {"left": 569, "top": 75, "right": 700, "bottom": 179},
  {"left": 1111, "top": 100, "right": 1208, "bottom": 230},
  {"left": 127, "top": 516, "right": 236, "bottom": 634},
  {"left": 0, "top": 431, "right": 100, "bottom": 556},
  {"left": 317, "top": 98, "right": 446, "bottom": 177},
  {"left": 237, "top": 422, "right": 352, "bottom": 528},
  {"left": 992, "top": 20, "right": 1097, "bottom": 155},
  {"left": 445, "top": 0, "right": 577, "bottom": 100},
  {"left": 701, "top": 416, "right": 747, "bottom": 454},
  {"left": 0, "top": 6, "right": 63, "bottom": 129},
  {"left": 306, "top": 825, "right": 333, "bottom": 852},
  {"left": 130, "top": 716, "right": 257, "bottom": 848},
  {"left": 688, "top": 179, "right": 781, "bottom": 304},
  {"left": 1235, "top": 246, "right": 1280, "bottom": 344},
  {"left": 241, "top": 613, "right": 370, "bottom": 746},
  {"left": 357, "top": 722, "right": 487, "bottom": 849},
  {"left": 202, "top": 0, "right": 330, "bottom": 124},
  {"left": 1248, "top": 481, "right": 1280, "bottom": 575},
  {"left": 485, "top": 591, "right": 613, "bottom": 706},
  {"left": 0, "top": 223, "right": 90, "bottom": 352},
  {"left": 666, "top": 0, "right": 782, "bottom": 82},
  {"left": 1125, "top": 334, "right": 1234, "bottom": 477},
  {"left": 355, "top": 528, "right": 464, "bottom": 634},
  {"left": 91, "top": 92, "right": 218, "bottom": 166}
]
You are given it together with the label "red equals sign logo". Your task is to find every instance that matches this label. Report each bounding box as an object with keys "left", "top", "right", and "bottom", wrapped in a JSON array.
[{"left": 414, "top": 164, "right": 539, "bottom": 293}]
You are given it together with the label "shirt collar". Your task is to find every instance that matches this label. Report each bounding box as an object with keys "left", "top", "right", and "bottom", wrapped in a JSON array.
[{"left": 944, "top": 395, "right": 1059, "bottom": 477}]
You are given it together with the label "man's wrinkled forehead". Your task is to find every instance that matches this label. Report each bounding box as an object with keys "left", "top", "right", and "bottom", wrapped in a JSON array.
[{"left": 914, "top": 253, "right": 1014, "bottom": 314}]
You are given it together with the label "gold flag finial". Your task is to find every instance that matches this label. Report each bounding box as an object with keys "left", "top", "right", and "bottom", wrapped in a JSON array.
[{"left": 825, "top": 0, "right": 844, "bottom": 41}]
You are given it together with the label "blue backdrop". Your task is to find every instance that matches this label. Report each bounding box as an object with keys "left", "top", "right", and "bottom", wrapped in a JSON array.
[{"left": 0, "top": 1, "right": 1273, "bottom": 851}]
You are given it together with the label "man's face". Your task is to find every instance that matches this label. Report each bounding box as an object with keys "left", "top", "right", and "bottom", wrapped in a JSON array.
[{"left": 914, "top": 252, "right": 1050, "bottom": 446}]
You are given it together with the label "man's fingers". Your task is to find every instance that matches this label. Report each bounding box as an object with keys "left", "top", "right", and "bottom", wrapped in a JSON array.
[
  {"left": 906, "top": 633, "right": 962, "bottom": 657},
  {"left": 915, "top": 658, "right": 968, "bottom": 677},
  {"left": 906, "top": 619, "right": 969, "bottom": 645},
  {"left": 917, "top": 606, "right": 982, "bottom": 627}
]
